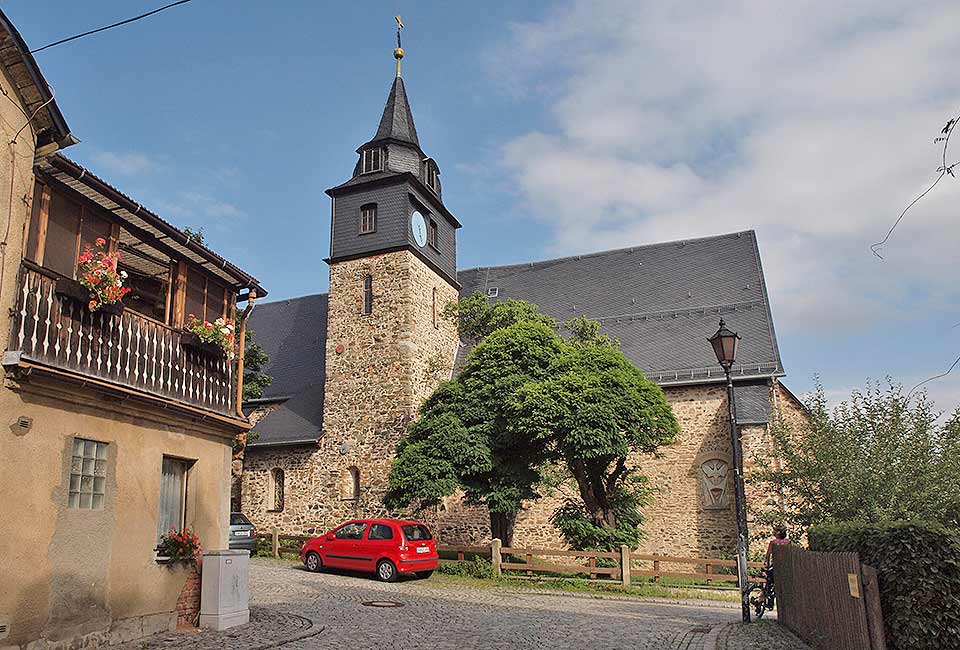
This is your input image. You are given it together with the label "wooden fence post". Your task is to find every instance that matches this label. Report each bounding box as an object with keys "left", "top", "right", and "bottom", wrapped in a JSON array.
[
  {"left": 706, "top": 563, "right": 713, "bottom": 586},
  {"left": 588, "top": 556, "right": 597, "bottom": 580},
  {"left": 620, "top": 545, "right": 631, "bottom": 588},
  {"left": 492, "top": 538, "right": 502, "bottom": 577},
  {"left": 861, "top": 564, "right": 887, "bottom": 650},
  {"left": 272, "top": 527, "right": 279, "bottom": 559}
]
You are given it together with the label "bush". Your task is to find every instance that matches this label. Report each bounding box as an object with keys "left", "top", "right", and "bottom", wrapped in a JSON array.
[
  {"left": 437, "top": 556, "right": 494, "bottom": 579},
  {"left": 809, "top": 521, "right": 960, "bottom": 650}
]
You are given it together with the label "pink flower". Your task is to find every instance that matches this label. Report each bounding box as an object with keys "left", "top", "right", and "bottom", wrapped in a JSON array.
[{"left": 95, "top": 237, "right": 106, "bottom": 246}]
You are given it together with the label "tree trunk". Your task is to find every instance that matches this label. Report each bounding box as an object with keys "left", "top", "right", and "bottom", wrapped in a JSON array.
[
  {"left": 489, "top": 510, "right": 517, "bottom": 548},
  {"left": 570, "top": 459, "right": 617, "bottom": 531}
]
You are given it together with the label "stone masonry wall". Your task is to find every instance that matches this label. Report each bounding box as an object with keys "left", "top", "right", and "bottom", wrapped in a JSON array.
[{"left": 241, "top": 250, "right": 459, "bottom": 534}]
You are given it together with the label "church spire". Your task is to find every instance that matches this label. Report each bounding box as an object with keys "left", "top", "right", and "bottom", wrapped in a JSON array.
[{"left": 371, "top": 75, "right": 420, "bottom": 148}]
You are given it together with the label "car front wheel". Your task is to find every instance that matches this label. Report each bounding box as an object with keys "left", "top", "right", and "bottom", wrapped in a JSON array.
[
  {"left": 376, "top": 559, "right": 398, "bottom": 582},
  {"left": 305, "top": 551, "right": 323, "bottom": 573}
]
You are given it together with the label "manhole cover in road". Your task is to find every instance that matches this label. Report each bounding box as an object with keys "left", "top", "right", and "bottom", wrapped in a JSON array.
[{"left": 362, "top": 600, "right": 404, "bottom": 608}]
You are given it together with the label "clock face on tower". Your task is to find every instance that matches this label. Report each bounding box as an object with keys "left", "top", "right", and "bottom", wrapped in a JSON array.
[{"left": 411, "top": 211, "right": 427, "bottom": 247}]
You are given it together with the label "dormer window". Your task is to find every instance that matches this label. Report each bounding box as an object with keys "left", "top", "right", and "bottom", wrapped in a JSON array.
[
  {"left": 424, "top": 159, "right": 441, "bottom": 194},
  {"left": 359, "top": 203, "right": 377, "bottom": 234},
  {"left": 361, "top": 147, "right": 384, "bottom": 174}
]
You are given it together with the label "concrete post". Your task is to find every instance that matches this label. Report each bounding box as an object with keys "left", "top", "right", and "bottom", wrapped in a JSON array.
[
  {"left": 272, "top": 527, "right": 279, "bottom": 559},
  {"left": 492, "top": 538, "right": 502, "bottom": 577},
  {"left": 620, "top": 545, "right": 631, "bottom": 588}
]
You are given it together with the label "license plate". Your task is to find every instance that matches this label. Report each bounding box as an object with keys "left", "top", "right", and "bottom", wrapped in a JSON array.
[
  {"left": 416, "top": 546, "right": 429, "bottom": 554},
  {"left": 235, "top": 530, "right": 250, "bottom": 537}
]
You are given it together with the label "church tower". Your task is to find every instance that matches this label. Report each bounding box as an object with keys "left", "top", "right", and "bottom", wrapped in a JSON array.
[{"left": 319, "top": 30, "right": 461, "bottom": 519}]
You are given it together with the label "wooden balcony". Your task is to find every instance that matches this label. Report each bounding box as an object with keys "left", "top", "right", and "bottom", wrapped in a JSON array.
[{"left": 5, "top": 263, "right": 238, "bottom": 419}]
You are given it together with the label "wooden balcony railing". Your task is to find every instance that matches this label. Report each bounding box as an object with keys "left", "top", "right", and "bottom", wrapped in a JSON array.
[{"left": 6, "top": 263, "right": 236, "bottom": 417}]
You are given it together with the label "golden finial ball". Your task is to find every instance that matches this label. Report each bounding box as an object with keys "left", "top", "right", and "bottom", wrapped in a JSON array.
[{"left": 394, "top": 47, "right": 404, "bottom": 60}]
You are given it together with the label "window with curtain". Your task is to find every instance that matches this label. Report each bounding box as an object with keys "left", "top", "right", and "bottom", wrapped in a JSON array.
[{"left": 157, "top": 456, "right": 190, "bottom": 541}]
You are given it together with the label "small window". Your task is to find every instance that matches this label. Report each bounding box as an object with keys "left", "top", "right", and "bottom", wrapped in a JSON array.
[
  {"left": 69, "top": 438, "right": 107, "bottom": 510},
  {"left": 335, "top": 521, "right": 367, "bottom": 540},
  {"left": 428, "top": 219, "right": 438, "bottom": 250},
  {"left": 158, "top": 456, "right": 190, "bottom": 540},
  {"left": 368, "top": 523, "right": 394, "bottom": 540},
  {"left": 340, "top": 466, "right": 360, "bottom": 500},
  {"left": 486, "top": 287, "right": 499, "bottom": 298},
  {"left": 361, "top": 148, "right": 383, "bottom": 174},
  {"left": 362, "top": 274, "right": 373, "bottom": 315},
  {"left": 359, "top": 204, "right": 377, "bottom": 234},
  {"left": 269, "top": 467, "right": 285, "bottom": 512}
]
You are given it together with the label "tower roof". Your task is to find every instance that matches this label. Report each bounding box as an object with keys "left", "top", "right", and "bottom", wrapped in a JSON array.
[{"left": 367, "top": 76, "right": 420, "bottom": 149}]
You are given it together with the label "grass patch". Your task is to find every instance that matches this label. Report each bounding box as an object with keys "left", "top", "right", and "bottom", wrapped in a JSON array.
[{"left": 430, "top": 570, "right": 739, "bottom": 602}]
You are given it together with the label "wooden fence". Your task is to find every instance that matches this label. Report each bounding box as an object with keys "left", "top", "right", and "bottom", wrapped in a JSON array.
[
  {"left": 267, "top": 531, "right": 762, "bottom": 588},
  {"left": 774, "top": 545, "right": 886, "bottom": 650}
]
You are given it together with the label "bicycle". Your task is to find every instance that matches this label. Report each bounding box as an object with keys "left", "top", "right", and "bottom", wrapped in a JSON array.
[{"left": 745, "top": 567, "right": 776, "bottom": 619}]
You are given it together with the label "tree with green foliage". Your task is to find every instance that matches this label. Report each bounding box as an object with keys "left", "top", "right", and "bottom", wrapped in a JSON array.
[
  {"left": 443, "top": 291, "right": 556, "bottom": 341},
  {"left": 509, "top": 318, "right": 679, "bottom": 550},
  {"left": 385, "top": 320, "right": 563, "bottom": 545},
  {"left": 751, "top": 380, "right": 960, "bottom": 533},
  {"left": 241, "top": 328, "right": 271, "bottom": 401}
]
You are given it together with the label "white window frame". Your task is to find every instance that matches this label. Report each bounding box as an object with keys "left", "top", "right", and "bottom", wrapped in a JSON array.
[{"left": 361, "top": 148, "right": 384, "bottom": 174}]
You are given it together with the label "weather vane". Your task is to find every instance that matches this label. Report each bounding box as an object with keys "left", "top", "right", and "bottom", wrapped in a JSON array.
[{"left": 394, "top": 16, "right": 405, "bottom": 77}]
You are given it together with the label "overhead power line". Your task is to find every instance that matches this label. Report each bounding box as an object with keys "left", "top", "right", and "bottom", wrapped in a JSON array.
[{"left": 30, "top": 0, "right": 194, "bottom": 54}]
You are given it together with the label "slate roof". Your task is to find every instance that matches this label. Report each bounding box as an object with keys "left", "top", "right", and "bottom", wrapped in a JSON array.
[
  {"left": 366, "top": 76, "right": 420, "bottom": 148},
  {"left": 245, "top": 294, "right": 327, "bottom": 446},
  {"left": 246, "top": 231, "right": 784, "bottom": 448}
]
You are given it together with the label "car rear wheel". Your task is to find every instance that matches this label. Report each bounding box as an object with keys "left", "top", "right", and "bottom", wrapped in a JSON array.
[
  {"left": 376, "top": 559, "right": 398, "bottom": 582},
  {"left": 305, "top": 551, "right": 323, "bottom": 573},
  {"left": 416, "top": 570, "right": 434, "bottom": 579}
]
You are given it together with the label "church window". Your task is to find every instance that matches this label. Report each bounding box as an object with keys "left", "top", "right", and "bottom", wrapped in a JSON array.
[
  {"left": 428, "top": 219, "right": 438, "bottom": 250},
  {"left": 359, "top": 203, "right": 377, "bottom": 234},
  {"left": 699, "top": 459, "right": 729, "bottom": 509},
  {"left": 362, "top": 274, "right": 373, "bottom": 315},
  {"left": 361, "top": 147, "right": 384, "bottom": 174},
  {"left": 268, "top": 467, "right": 285, "bottom": 512},
  {"left": 339, "top": 466, "right": 360, "bottom": 501}
]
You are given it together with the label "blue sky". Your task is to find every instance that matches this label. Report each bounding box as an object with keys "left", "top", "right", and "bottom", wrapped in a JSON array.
[{"left": 10, "top": 1, "right": 960, "bottom": 412}]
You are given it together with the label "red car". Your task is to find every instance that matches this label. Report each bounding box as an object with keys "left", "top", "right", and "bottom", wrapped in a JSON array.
[{"left": 300, "top": 519, "right": 438, "bottom": 582}]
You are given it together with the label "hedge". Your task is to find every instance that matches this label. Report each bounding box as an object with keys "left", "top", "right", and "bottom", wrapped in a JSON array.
[{"left": 809, "top": 521, "right": 960, "bottom": 650}]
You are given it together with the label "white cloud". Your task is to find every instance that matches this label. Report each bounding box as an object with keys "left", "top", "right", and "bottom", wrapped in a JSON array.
[
  {"left": 160, "top": 191, "right": 245, "bottom": 223},
  {"left": 91, "top": 150, "right": 156, "bottom": 176},
  {"left": 491, "top": 0, "right": 960, "bottom": 332}
]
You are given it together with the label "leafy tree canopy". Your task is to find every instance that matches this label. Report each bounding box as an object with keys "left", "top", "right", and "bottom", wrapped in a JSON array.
[
  {"left": 242, "top": 328, "right": 271, "bottom": 402},
  {"left": 509, "top": 322, "right": 679, "bottom": 550},
  {"left": 444, "top": 292, "right": 555, "bottom": 342},
  {"left": 751, "top": 380, "right": 960, "bottom": 534}
]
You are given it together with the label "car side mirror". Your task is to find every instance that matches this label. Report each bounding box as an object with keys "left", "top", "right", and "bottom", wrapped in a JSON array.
[{"left": 326, "top": 534, "right": 335, "bottom": 541}]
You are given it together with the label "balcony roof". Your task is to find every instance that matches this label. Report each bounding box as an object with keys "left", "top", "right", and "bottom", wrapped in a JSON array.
[{"left": 39, "top": 154, "right": 266, "bottom": 297}]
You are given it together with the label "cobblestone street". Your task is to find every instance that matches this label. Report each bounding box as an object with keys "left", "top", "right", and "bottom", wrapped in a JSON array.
[{"left": 122, "top": 558, "right": 812, "bottom": 650}]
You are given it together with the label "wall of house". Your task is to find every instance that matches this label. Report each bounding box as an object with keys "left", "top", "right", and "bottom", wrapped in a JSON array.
[
  {"left": 0, "top": 59, "right": 42, "bottom": 356},
  {"left": 241, "top": 249, "right": 459, "bottom": 534},
  {"left": 0, "top": 376, "right": 233, "bottom": 648}
]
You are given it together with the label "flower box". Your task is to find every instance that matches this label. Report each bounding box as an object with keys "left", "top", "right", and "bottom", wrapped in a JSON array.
[
  {"left": 55, "top": 278, "right": 125, "bottom": 316},
  {"left": 181, "top": 331, "right": 226, "bottom": 358}
]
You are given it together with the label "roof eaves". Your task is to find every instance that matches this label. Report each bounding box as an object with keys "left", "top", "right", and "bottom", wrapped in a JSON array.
[
  {"left": 46, "top": 154, "right": 266, "bottom": 296},
  {"left": 246, "top": 437, "right": 321, "bottom": 448}
]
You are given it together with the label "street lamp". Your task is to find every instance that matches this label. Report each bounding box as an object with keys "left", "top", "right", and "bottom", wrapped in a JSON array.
[{"left": 708, "top": 319, "right": 751, "bottom": 624}]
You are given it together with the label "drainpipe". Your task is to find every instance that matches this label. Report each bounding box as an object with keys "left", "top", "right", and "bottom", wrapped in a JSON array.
[{"left": 235, "top": 289, "right": 258, "bottom": 418}]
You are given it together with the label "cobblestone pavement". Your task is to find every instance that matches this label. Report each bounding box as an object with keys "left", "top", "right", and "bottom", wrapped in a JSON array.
[
  {"left": 715, "top": 620, "right": 811, "bottom": 649},
  {"left": 124, "top": 558, "right": 811, "bottom": 650}
]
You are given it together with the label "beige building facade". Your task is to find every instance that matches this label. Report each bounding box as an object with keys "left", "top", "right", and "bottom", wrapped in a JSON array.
[{"left": 0, "top": 13, "right": 264, "bottom": 648}]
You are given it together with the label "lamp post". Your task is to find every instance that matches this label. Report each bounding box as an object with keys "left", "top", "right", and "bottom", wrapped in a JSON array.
[{"left": 708, "top": 319, "right": 751, "bottom": 624}]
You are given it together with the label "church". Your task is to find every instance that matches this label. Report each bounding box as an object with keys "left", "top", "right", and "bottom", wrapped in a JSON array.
[{"left": 239, "top": 41, "right": 804, "bottom": 559}]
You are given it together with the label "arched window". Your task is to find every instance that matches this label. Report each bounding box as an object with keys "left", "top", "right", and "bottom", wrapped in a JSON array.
[
  {"left": 339, "top": 466, "right": 360, "bottom": 501},
  {"left": 359, "top": 203, "right": 377, "bottom": 234},
  {"left": 268, "top": 468, "right": 285, "bottom": 512},
  {"left": 699, "top": 459, "right": 729, "bottom": 509},
  {"left": 362, "top": 274, "right": 373, "bottom": 315}
]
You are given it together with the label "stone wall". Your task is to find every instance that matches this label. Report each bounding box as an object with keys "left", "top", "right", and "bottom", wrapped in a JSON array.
[{"left": 241, "top": 250, "right": 459, "bottom": 535}]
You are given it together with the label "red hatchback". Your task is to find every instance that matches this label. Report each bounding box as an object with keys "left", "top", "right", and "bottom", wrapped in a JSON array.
[{"left": 300, "top": 519, "right": 438, "bottom": 582}]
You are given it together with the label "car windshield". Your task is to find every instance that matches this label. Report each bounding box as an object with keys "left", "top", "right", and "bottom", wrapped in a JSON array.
[
  {"left": 401, "top": 524, "right": 432, "bottom": 541},
  {"left": 230, "top": 513, "right": 251, "bottom": 526}
]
